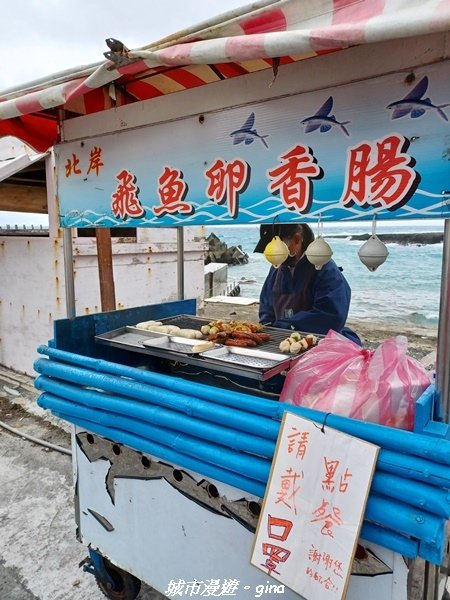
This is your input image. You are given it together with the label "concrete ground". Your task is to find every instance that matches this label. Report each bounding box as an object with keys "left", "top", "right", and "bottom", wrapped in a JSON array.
[{"left": 0, "top": 365, "right": 166, "bottom": 600}]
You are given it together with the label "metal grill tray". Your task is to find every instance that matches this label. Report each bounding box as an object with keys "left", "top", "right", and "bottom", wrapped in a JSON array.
[
  {"left": 200, "top": 346, "right": 289, "bottom": 369},
  {"left": 95, "top": 315, "right": 317, "bottom": 381},
  {"left": 95, "top": 327, "right": 168, "bottom": 351}
]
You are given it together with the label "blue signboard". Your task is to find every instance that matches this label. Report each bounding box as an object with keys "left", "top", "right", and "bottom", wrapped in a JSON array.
[{"left": 55, "top": 62, "right": 450, "bottom": 228}]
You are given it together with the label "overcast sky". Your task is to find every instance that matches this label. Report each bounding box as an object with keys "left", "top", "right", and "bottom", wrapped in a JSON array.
[
  {"left": 2, "top": 0, "right": 251, "bottom": 91},
  {"left": 1, "top": 1, "right": 252, "bottom": 225}
]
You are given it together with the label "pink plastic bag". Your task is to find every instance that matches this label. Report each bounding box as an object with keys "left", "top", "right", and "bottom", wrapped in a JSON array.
[{"left": 279, "top": 330, "right": 431, "bottom": 431}]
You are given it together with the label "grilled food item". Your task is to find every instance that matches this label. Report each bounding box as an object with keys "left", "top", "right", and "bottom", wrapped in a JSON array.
[
  {"left": 201, "top": 320, "right": 264, "bottom": 336},
  {"left": 135, "top": 320, "right": 163, "bottom": 330},
  {"left": 201, "top": 324, "right": 212, "bottom": 336},
  {"left": 202, "top": 320, "right": 270, "bottom": 346},
  {"left": 142, "top": 325, "right": 181, "bottom": 335},
  {"left": 177, "top": 328, "right": 203, "bottom": 339},
  {"left": 224, "top": 338, "right": 257, "bottom": 348},
  {"left": 135, "top": 322, "right": 202, "bottom": 339},
  {"left": 279, "top": 333, "right": 318, "bottom": 354},
  {"left": 192, "top": 341, "right": 216, "bottom": 353}
]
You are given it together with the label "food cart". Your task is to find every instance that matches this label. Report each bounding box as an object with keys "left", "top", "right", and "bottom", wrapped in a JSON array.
[{"left": 1, "top": 1, "right": 450, "bottom": 599}]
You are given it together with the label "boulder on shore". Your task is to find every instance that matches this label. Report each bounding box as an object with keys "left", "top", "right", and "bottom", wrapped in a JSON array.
[{"left": 205, "top": 233, "right": 249, "bottom": 265}]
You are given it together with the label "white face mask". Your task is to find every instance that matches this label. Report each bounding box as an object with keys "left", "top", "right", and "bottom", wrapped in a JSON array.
[
  {"left": 282, "top": 246, "right": 298, "bottom": 267},
  {"left": 282, "top": 234, "right": 305, "bottom": 267},
  {"left": 284, "top": 238, "right": 298, "bottom": 260}
]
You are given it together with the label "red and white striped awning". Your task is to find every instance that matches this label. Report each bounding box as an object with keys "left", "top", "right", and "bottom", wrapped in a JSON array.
[{"left": 1, "top": 0, "right": 449, "bottom": 152}]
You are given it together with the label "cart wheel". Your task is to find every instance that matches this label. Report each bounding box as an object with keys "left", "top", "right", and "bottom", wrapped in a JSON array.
[{"left": 95, "top": 557, "right": 141, "bottom": 600}]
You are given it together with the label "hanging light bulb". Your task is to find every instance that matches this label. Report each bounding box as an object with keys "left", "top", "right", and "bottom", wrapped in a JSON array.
[
  {"left": 305, "top": 215, "right": 333, "bottom": 270},
  {"left": 358, "top": 216, "right": 389, "bottom": 272},
  {"left": 263, "top": 236, "right": 289, "bottom": 268}
]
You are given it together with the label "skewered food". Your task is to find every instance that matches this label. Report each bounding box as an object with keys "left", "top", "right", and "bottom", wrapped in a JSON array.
[
  {"left": 279, "top": 333, "right": 318, "bottom": 354},
  {"left": 202, "top": 320, "right": 270, "bottom": 346},
  {"left": 200, "top": 320, "right": 265, "bottom": 337},
  {"left": 279, "top": 339, "right": 291, "bottom": 353}
]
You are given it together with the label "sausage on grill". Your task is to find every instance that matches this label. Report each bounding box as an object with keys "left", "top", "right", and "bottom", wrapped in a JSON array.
[{"left": 224, "top": 338, "right": 257, "bottom": 347}]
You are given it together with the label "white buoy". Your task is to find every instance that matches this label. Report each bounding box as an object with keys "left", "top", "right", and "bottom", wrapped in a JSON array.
[
  {"left": 358, "top": 235, "right": 389, "bottom": 271},
  {"left": 305, "top": 236, "right": 333, "bottom": 270},
  {"left": 358, "top": 217, "right": 389, "bottom": 271}
]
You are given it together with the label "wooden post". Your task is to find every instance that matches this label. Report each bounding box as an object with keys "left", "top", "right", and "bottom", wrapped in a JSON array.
[{"left": 95, "top": 228, "right": 116, "bottom": 312}]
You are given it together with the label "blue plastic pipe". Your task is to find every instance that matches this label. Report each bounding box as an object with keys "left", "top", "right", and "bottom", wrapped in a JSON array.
[
  {"left": 376, "top": 449, "right": 450, "bottom": 489},
  {"left": 37, "top": 345, "right": 281, "bottom": 418},
  {"left": 38, "top": 402, "right": 267, "bottom": 498},
  {"left": 365, "top": 493, "right": 444, "bottom": 547},
  {"left": 36, "top": 346, "right": 450, "bottom": 466},
  {"left": 34, "top": 358, "right": 279, "bottom": 440},
  {"left": 371, "top": 472, "right": 450, "bottom": 518},
  {"left": 35, "top": 376, "right": 450, "bottom": 521},
  {"left": 360, "top": 522, "right": 419, "bottom": 559},
  {"left": 34, "top": 358, "right": 450, "bottom": 490},
  {"left": 35, "top": 375, "right": 276, "bottom": 458},
  {"left": 35, "top": 375, "right": 450, "bottom": 518},
  {"left": 38, "top": 391, "right": 446, "bottom": 549},
  {"left": 37, "top": 393, "right": 272, "bottom": 483},
  {"left": 36, "top": 374, "right": 450, "bottom": 516}
]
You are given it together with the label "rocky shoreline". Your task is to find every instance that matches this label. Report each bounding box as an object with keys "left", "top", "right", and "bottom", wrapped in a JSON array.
[{"left": 204, "top": 233, "right": 249, "bottom": 265}]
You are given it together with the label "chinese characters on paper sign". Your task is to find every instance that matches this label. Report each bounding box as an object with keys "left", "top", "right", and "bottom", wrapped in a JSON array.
[
  {"left": 251, "top": 413, "right": 378, "bottom": 600},
  {"left": 63, "top": 134, "right": 420, "bottom": 222},
  {"left": 261, "top": 515, "right": 293, "bottom": 576}
]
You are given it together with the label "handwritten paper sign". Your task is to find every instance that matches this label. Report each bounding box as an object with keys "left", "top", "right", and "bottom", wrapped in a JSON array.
[{"left": 251, "top": 413, "right": 379, "bottom": 600}]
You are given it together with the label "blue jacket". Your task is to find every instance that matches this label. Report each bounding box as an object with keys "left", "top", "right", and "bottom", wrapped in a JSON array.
[{"left": 259, "top": 256, "right": 360, "bottom": 344}]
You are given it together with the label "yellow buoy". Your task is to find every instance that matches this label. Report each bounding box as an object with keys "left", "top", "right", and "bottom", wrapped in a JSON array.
[{"left": 263, "top": 236, "right": 289, "bottom": 268}]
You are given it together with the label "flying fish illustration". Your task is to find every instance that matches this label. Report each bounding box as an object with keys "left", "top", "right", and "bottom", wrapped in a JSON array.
[
  {"left": 300, "top": 96, "right": 350, "bottom": 136},
  {"left": 386, "top": 76, "right": 450, "bottom": 121},
  {"left": 230, "top": 112, "right": 269, "bottom": 149}
]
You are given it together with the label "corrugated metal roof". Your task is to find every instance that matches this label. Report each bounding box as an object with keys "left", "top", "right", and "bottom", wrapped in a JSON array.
[{"left": 1, "top": 0, "right": 449, "bottom": 152}]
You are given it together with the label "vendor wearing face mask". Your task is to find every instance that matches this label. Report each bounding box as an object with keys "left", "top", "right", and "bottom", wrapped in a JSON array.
[{"left": 254, "top": 223, "right": 361, "bottom": 344}]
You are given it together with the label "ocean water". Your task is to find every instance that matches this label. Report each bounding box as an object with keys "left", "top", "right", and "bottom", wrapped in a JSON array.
[{"left": 205, "top": 220, "right": 445, "bottom": 330}]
